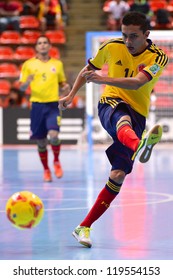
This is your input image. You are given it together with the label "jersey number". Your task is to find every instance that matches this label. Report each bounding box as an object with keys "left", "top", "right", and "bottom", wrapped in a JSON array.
[
  {"left": 42, "top": 73, "right": 47, "bottom": 81},
  {"left": 124, "top": 68, "right": 134, "bottom": 77}
]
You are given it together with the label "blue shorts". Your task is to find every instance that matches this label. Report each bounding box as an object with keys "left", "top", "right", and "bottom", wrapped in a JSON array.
[
  {"left": 30, "top": 102, "right": 61, "bottom": 140},
  {"left": 98, "top": 98, "right": 146, "bottom": 174}
]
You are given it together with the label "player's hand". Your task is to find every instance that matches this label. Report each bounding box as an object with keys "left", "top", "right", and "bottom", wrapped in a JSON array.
[
  {"left": 59, "top": 95, "right": 73, "bottom": 110},
  {"left": 82, "top": 70, "right": 103, "bottom": 84}
]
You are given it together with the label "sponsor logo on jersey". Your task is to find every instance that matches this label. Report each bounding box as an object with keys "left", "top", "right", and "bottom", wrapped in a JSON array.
[{"left": 115, "top": 60, "right": 122, "bottom": 66}]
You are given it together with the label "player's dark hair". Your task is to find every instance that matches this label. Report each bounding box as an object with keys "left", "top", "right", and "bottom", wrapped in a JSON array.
[
  {"left": 36, "top": 35, "right": 51, "bottom": 45},
  {"left": 122, "top": 11, "right": 150, "bottom": 33}
]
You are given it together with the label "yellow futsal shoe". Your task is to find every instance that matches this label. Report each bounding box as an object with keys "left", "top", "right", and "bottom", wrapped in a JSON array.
[
  {"left": 132, "top": 124, "right": 162, "bottom": 163},
  {"left": 72, "top": 225, "right": 92, "bottom": 248}
]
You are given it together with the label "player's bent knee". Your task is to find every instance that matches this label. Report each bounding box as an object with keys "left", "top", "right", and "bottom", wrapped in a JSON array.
[{"left": 110, "top": 169, "right": 126, "bottom": 184}]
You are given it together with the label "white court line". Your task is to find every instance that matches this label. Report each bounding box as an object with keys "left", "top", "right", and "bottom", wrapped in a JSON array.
[
  {"left": 45, "top": 191, "right": 173, "bottom": 211},
  {"left": 1, "top": 191, "right": 172, "bottom": 213}
]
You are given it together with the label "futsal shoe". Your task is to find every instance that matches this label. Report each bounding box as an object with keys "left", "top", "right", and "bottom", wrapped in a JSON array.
[
  {"left": 133, "top": 124, "right": 162, "bottom": 163},
  {"left": 43, "top": 169, "right": 52, "bottom": 182},
  {"left": 72, "top": 225, "right": 92, "bottom": 248},
  {"left": 54, "top": 161, "right": 63, "bottom": 178}
]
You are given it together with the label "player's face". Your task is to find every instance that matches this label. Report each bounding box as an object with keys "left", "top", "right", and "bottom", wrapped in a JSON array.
[
  {"left": 36, "top": 38, "right": 50, "bottom": 55},
  {"left": 121, "top": 24, "right": 149, "bottom": 55}
]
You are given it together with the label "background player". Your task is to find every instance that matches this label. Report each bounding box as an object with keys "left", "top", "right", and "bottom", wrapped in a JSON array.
[
  {"left": 59, "top": 11, "right": 168, "bottom": 247},
  {"left": 20, "top": 35, "right": 70, "bottom": 182}
]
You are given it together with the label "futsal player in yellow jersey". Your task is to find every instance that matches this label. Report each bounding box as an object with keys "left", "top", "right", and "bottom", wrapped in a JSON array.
[
  {"left": 20, "top": 35, "right": 70, "bottom": 182},
  {"left": 59, "top": 12, "right": 168, "bottom": 247}
]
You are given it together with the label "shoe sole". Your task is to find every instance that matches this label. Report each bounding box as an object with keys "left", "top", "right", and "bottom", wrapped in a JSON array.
[
  {"left": 138, "top": 125, "right": 162, "bottom": 163},
  {"left": 72, "top": 231, "right": 92, "bottom": 248}
]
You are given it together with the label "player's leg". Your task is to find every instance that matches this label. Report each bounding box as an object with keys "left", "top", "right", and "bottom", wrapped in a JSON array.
[
  {"left": 37, "top": 138, "right": 52, "bottom": 182},
  {"left": 115, "top": 108, "right": 162, "bottom": 163},
  {"left": 72, "top": 169, "right": 125, "bottom": 248},
  {"left": 116, "top": 115, "right": 140, "bottom": 151},
  {"left": 47, "top": 102, "right": 63, "bottom": 178},
  {"left": 48, "top": 130, "right": 63, "bottom": 178},
  {"left": 30, "top": 102, "right": 52, "bottom": 182},
  {"left": 72, "top": 103, "right": 131, "bottom": 247}
]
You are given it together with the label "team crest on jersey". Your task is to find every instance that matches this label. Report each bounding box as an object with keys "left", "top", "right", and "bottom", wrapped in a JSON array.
[
  {"left": 51, "top": 67, "right": 56, "bottom": 72},
  {"left": 149, "top": 64, "right": 160, "bottom": 75},
  {"left": 138, "top": 64, "right": 146, "bottom": 72}
]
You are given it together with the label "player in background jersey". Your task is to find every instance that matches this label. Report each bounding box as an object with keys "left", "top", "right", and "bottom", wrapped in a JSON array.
[
  {"left": 59, "top": 11, "right": 169, "bottom": 248},
  {"left": 20, "top": 35, "right": 70, "bottom": 182}
]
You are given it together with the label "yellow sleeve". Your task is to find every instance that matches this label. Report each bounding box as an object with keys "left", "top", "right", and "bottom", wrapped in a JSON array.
[
  {"left": 19, "top": 62, "right": 30, "bottom": 83},
  {"left": 89, "top": 40, "right": 110, "bottom": 69}
]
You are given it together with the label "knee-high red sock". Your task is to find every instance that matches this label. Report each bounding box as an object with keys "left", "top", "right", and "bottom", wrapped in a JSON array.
[
  {"left": 38, "top": 150, "right": 49, "bottom": 170},
  {"left": 80, "top": 178, "right": 122, "bottom": 227},
  {"left": 117, "top": 124, "right": 140, "bottom": 151},
  {"left": 51, "top": 143, "right": 61, "bottom": 163}
]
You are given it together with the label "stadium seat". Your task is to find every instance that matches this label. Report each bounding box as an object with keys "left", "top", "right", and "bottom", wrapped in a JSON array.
[
  {"left": 161, "top": 63, "right": 173, "bottom": 77},
  {"left": 45, "top": 30, "right": 66, "bottom": 44},
  {"left": 14, "top": 46, "right": 36, "bottom": 60},
  {"left": 0, "top": 47, "right": 14, "bottom": 60},
  {"left": 155, "top": 96, "right": 173, "bottom": 108},
  {"left": 149, "top": 0, "right": 166, "bottom": 12},
  {"left": 21, "top": 30, "right": 41, "bottom": 44},
  {"left": 0, "top": 79, "right": 11, "bottom": 95},
  {"left": 0, "top": 63, "right": 20, "bottom": 78},
  {"left": 20, "top": 15, "right": 40, "bottom": 29},
  {"left": 0, "top": 31, "right": 21, "bottom": 44},
  {"left": 153, "top": 80, "right": 172, "bottom": 93},
  {"left": 49, "top": 47, "right": 60, "bottom": 59}
]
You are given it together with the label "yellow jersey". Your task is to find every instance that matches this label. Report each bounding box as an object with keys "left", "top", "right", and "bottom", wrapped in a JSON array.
[
  {"left": 88, "top": 38, "right": 168, "bottom": 117},
  {"left": 20, "top": 57, "right": 66, "bottom": 103}
]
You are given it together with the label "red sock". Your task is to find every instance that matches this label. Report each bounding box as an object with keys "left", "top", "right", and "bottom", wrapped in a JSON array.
[
  {"left": 117, "top": 125, "right": 140, "bottom": 151},
  {"left": 80, "top": 187, "right": 117, "bottom": 228},
  {"left": 51, "top": 144, "right": 61, "bottom": 163},
  {"left": 38, "top": 150, "right": 49, "bottom": 170}
]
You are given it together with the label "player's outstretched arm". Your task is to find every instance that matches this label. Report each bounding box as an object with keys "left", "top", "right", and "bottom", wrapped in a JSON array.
[
  {"left": 59, "top": 64, "right": 93, "bottom": 110},
  {"left": 83, "top": 70, "right": 149, "bottom": 90}
]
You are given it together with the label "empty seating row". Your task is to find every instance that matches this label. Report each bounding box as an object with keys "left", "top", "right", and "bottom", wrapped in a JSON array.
[
  {"left": 0, "top": 30, "right": 66, "bottom": 45},
  {"left": 0, "top": 46, "right": 60, "bottom": 61},
  {"left": 19, "top": 15, "right": 40, "bottom": 29}
]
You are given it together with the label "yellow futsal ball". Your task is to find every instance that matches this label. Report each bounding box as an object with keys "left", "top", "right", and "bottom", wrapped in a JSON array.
[{"left": 6, "top": 191, "right": 44, "bottom": 229}]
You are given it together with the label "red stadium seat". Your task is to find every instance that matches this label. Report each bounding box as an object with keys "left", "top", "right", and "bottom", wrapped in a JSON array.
[
  {"left": 155, "top": 96, "right": 173, "bottom": 108},
  {"left": 45, "top": 30, "right": 66, "bottom": 44},
  {"left": 20, "top": 16, "right": 40, "bottom": 29},
  {"left": 0, "top": 47, "right": 14, "bottom": 60},
  {"left": 0, "top": 31, "right": 21, "bottom": 44},
  {"left": 153, "top": 80, "right": 172, "bottom": 93},
  {"left": 21, "top": 30, "right": 41, "bottom": 44},
  {"left": 0, "top": 79, "right": 11, "bottom": 95},
  {"left": 0, "top": 63, "right": 19, "bottom": 78},
  {"left": 14, "top": 46, "right": 36, "bottom": 60},
  {"left": 49, "top": 47, "right": 60, "bottom": 59},
  {"left": 149, "top": 0, "right": 166, "bottom": 12}
]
